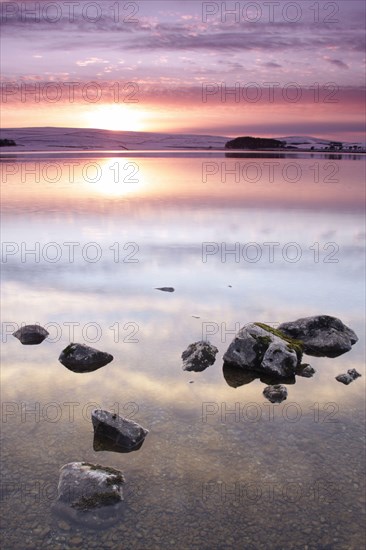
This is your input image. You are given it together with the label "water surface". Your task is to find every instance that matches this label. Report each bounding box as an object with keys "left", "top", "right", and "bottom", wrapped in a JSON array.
[{"left": 1, "top": 153, "right": 365, "bottom": 549}]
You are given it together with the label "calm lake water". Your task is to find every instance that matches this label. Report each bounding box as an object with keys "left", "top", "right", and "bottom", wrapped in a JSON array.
[{"left": 1, "top": 153, "right": 365, "bottom": 550}]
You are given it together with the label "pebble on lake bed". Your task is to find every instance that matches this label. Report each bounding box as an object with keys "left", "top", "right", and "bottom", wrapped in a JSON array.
[{"left": 12, "top": 324, "right": 49, "bottom": 345}]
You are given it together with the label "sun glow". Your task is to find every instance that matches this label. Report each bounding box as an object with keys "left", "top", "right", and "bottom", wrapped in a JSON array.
[
  {"left": 87, "top": 158, "right": 147, "bottom": 197},
  {"left": 84, "top": 104, "right": 147, "bottom": 132}
]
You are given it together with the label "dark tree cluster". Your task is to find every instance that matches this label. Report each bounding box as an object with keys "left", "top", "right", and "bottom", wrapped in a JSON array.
[
  {"left": 0, "top": 138, "right": 17, "bottom": 147},
  {"left": 225, "top": 136, "right": 286, "bottom": 149}
]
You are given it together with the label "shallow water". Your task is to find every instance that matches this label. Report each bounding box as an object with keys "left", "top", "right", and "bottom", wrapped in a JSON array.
[{"left": 1, "top": 153, "right": 365, "bottom": 549}]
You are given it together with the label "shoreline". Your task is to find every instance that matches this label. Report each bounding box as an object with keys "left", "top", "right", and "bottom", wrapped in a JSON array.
[{"left": 0, "top": 147, "right": 365, "bottom": 159}]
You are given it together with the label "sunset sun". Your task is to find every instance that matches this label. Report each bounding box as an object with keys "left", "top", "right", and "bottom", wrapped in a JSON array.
[{"left": 85, "top": 104, "right": 146, "bottom": 132}]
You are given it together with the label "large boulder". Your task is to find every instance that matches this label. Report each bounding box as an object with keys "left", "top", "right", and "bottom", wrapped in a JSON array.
[
  {"left": 13, "top": 324, "right": 49, "bottom": 345},
  {"left": 92, "top": 409, "right": 149, "bottom": 451},
  {"left": 278, "top": 315, "right": 358, "bottom": 357},
  {"left": 182, "top": 341, "right": 218, "bottom": 372},
  {"left": 54, "top": 462, "right": 125, "bottom": 528},
  {"left": 58, "top": 343, "right": 113, "bottom": 373},
  {"left": 223, "top": 323, "right": 302, "bottom": 379}
]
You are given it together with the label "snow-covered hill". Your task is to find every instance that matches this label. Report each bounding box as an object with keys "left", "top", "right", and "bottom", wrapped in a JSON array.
[
  {"left": 0, "top": 127, "right": 229, "bottom": 151},
  {"left": 0, "top": 127, "right": 364, "bottom": 152}
]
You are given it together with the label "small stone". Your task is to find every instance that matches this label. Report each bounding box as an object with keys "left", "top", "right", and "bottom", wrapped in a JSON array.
[
  {"left": 182, "top": 341, "right": 218, "bottom": 372},
  {"left": 13, "top": 324, "right": 49, "bottom": 345},
  {"left": 336, "top": 369, "right": 361, "bottom": 385},
  {"left": 70, "top": 536, "right": 83, "bottom": 545},
  {"left": 92, "top": 409, "right": 149, "bottom": 451},
  {"left": 58, "top": 343, "right": 113, "bottom": 373},
  {"left": 58, "top": 521, "right": 70, "bottom": 531},
  {"left": 296, "top": 364, "right": 316, "bottom": 378},
  {"left": 155, "top": 287, "right": 175, "bottom": 292},
  {"left": 263, "top": 384, "right": 288, "bottom": 403},
  {"left": 347, "top": 368, "right": 361, "bottom": 379},
  {"left": 336, "top": 373, "right": 353, "bottom": 385}
]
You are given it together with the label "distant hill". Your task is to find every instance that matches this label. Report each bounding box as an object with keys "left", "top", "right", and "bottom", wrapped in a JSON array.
[{"left": 0, "top": 127, "right": 229, "bottom": 151}]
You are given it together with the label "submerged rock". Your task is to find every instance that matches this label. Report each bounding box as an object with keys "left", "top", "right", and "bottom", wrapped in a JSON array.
[
  {"left": 223, "top": 363, "right": 257, "bottom": 388},
  {"left": 263, "top": 384, "right": 288, "bottom": 403},
  {"left": 278, "top": 315, "right": 358, "bottom": 358},
  {"left": 335, "top": 369, "right": 362, "bottom": 385},
  {"left": 182, "top": 341, "right": 219, "bottom": 372},
  {"left": 223, "top": 323, "right": 301, "bottom": 379},
  {"left": 54, "top": 462, "right": 125, "bottom": 529},
  {"left": 296, "top": 364, "right": 316, "bottom": 378},
  {"left": 92, "top": 409, "right": 149, "bottom": 451},
  {"left": 259, "top": 372, "right": 296, "bottom": 386},
  {"left": 155, "top": 287, "right": 175, "bottom": 292},
  {"left": 93, "top": 432, "right": 145, "bottom": 453},
  {"left": 12, "top": 324, "right": 49, "bottom": 345},
  {"left": 223, "top": 362, "right": 296, "bottom": 387},
  {"left": 58, "top": 343, "right": 113, "bottom": 373}
]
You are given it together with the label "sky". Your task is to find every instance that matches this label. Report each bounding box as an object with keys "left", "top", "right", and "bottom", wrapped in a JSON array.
[{"left": 0, "top": 0, "right": 365, "bottom": 139}]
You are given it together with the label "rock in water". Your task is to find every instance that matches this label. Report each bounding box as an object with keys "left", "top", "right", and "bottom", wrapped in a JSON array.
[
  {"left": 12, "top": 324, "right": 49, "bottom": 345},
  {"left": 348, "top": 368, "right": 362, "bottom": 379},
  {"left": 278, "top": 315, "right": 358, "bottom": 357},
  {"left": 53, "top": 462, "right": 125, "bottom": 529},
  {"left": 295, "top": 364, "right": 316, "bottom": 378},
  {"left": 182, "top": 341, "right": 219, "bottom": 372},
  {"left": 336, "top": 373, "right": 353, "bottom": 385},
  {"left": 223, "top": 323, "right": 302, "bottom": 379},
  {"left": 263, "top": 384, "right": 288, "bottom": 403},
  {"left": 336, "top": 369, "right": 362, "bottom": 385},
  {"left": 92, "top": 409, "right": 149, "bottom": 451},
  {"left": 155, "top": 287, "right": 175, "bottom": 292},
  {"left": 58, "top": 343, "right": 113, "bottom": 373}
]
